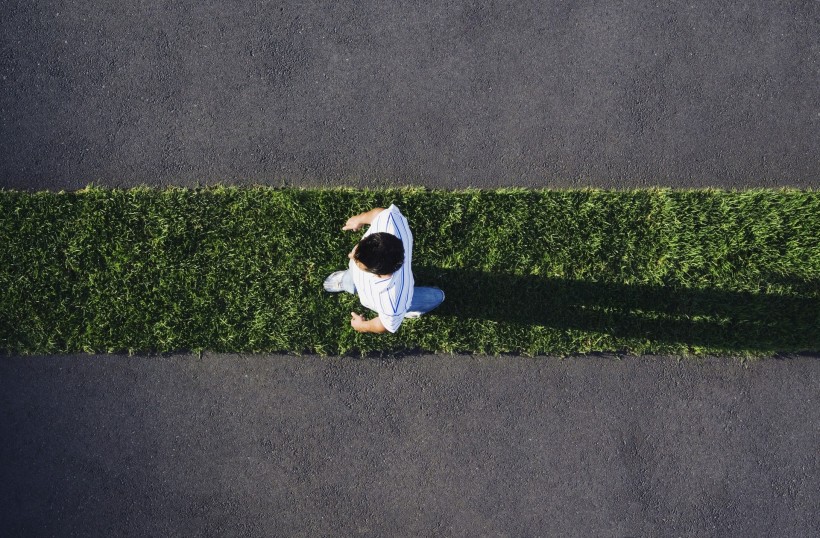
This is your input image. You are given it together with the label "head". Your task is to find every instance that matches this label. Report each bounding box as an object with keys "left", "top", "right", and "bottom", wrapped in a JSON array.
[{"left": 350, "top": 232, "right": 404, "bottom": 276}]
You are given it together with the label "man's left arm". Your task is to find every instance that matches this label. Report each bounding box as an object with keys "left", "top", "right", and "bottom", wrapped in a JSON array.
[{"left": 350, "top": 312, "right": 389, "bottom": 334}]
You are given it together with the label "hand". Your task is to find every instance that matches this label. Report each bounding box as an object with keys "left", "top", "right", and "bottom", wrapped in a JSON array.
[
  {"left": 350, "top": 312, "right": 388, "bottom": 334},
  {"left": 350, "top": 312, "right": 367, "bottom": 332},
  {"left": 342, "top": 215, "right": 363, "bottom": 231}
]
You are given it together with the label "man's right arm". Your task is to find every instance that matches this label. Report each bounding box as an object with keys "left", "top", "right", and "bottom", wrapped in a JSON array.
[{"left": 342, "top": 207, "right": 385, "bottom": 231}]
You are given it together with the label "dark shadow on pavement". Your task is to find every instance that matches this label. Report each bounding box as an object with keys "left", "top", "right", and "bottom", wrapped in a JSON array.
[{"left": 415, "top": 267, "right": 820, "bottom": 351}]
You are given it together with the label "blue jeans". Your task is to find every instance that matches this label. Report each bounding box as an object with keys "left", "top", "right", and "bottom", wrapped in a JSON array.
[{"left": 341, "top": 270, "right": 445, "bottom": 315}]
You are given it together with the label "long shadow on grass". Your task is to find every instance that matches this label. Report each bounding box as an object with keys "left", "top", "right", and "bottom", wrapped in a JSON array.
[{"left": 415, "top": 267, "right": 820, "bottom": 351}]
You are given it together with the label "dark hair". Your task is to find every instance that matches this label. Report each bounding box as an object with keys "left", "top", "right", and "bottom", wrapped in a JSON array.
[{"left": 354, "top": 232, "right": 404, "bottom": 275}]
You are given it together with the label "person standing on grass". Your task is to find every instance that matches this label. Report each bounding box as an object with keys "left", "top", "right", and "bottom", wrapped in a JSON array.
[{"left": 323, "top": 205, "right": 445, "bottom": 333}]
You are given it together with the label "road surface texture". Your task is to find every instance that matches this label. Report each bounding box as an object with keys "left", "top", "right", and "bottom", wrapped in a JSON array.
[
  {"left": 1, "top": 1, "right": 819, "bottom": 536},
  {"left": 1, "top": 354, "right": 819, "bottom": 537},
  {"left": 1, "top": 0, "right": 819, "bottom": 191}
]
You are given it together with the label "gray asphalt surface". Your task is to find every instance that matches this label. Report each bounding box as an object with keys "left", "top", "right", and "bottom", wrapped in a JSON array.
[
  {"left": 1, "top": 0, "right": 818, "bottom": 190},
  {"left": 2, "top": 1, "right": 819, "bottom": 536},
  {"left": 2, "top": 354, "right": 819, "bottom": 537}
]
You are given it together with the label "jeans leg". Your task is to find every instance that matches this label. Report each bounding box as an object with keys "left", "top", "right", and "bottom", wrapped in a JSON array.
[
  {"left": 341, "top": 269, "right": 356, "bottom": 295},
  {"left": 407, "top": 287, "right": 445, "bottom": 314}
]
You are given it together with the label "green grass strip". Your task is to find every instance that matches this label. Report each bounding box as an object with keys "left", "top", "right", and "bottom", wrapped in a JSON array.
[{"left": 1, "top": 186, "right": 818, "bottom": 357}]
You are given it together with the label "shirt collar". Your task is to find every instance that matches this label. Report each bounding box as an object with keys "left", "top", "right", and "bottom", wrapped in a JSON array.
[
  {"left": 372, "top": 274, "right": 394, "bottom": 291},
  {"left": 350, "top": 260, "right": 394, "bottom": 291}
]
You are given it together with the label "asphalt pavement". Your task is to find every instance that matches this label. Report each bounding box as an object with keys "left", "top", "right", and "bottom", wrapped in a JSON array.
[
  {"left": 1, "top": 354, "right": 819, "bottom": 537},
  {"left": 1, "top": 0, "right": 818, "bottom": 191},
  {"left": 1, "top": 1, "right": 819, "bottom": 536}
]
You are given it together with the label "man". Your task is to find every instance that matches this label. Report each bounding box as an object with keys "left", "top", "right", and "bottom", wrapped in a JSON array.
[{"left": 323, "top": 205, "right": 444, "bottom": 333}]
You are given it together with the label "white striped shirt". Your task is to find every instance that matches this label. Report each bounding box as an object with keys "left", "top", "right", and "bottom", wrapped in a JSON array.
[{"left": 349, "top": 204, "right": 414, "bottom": 333}]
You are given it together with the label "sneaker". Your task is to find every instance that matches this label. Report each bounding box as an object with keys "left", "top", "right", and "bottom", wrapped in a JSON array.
[
  {"left": 323, "top": 271, "right": 347, "bottom": 292},
  {"left": 405, "top": 311, "right": 422, "bottom": 318}
]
